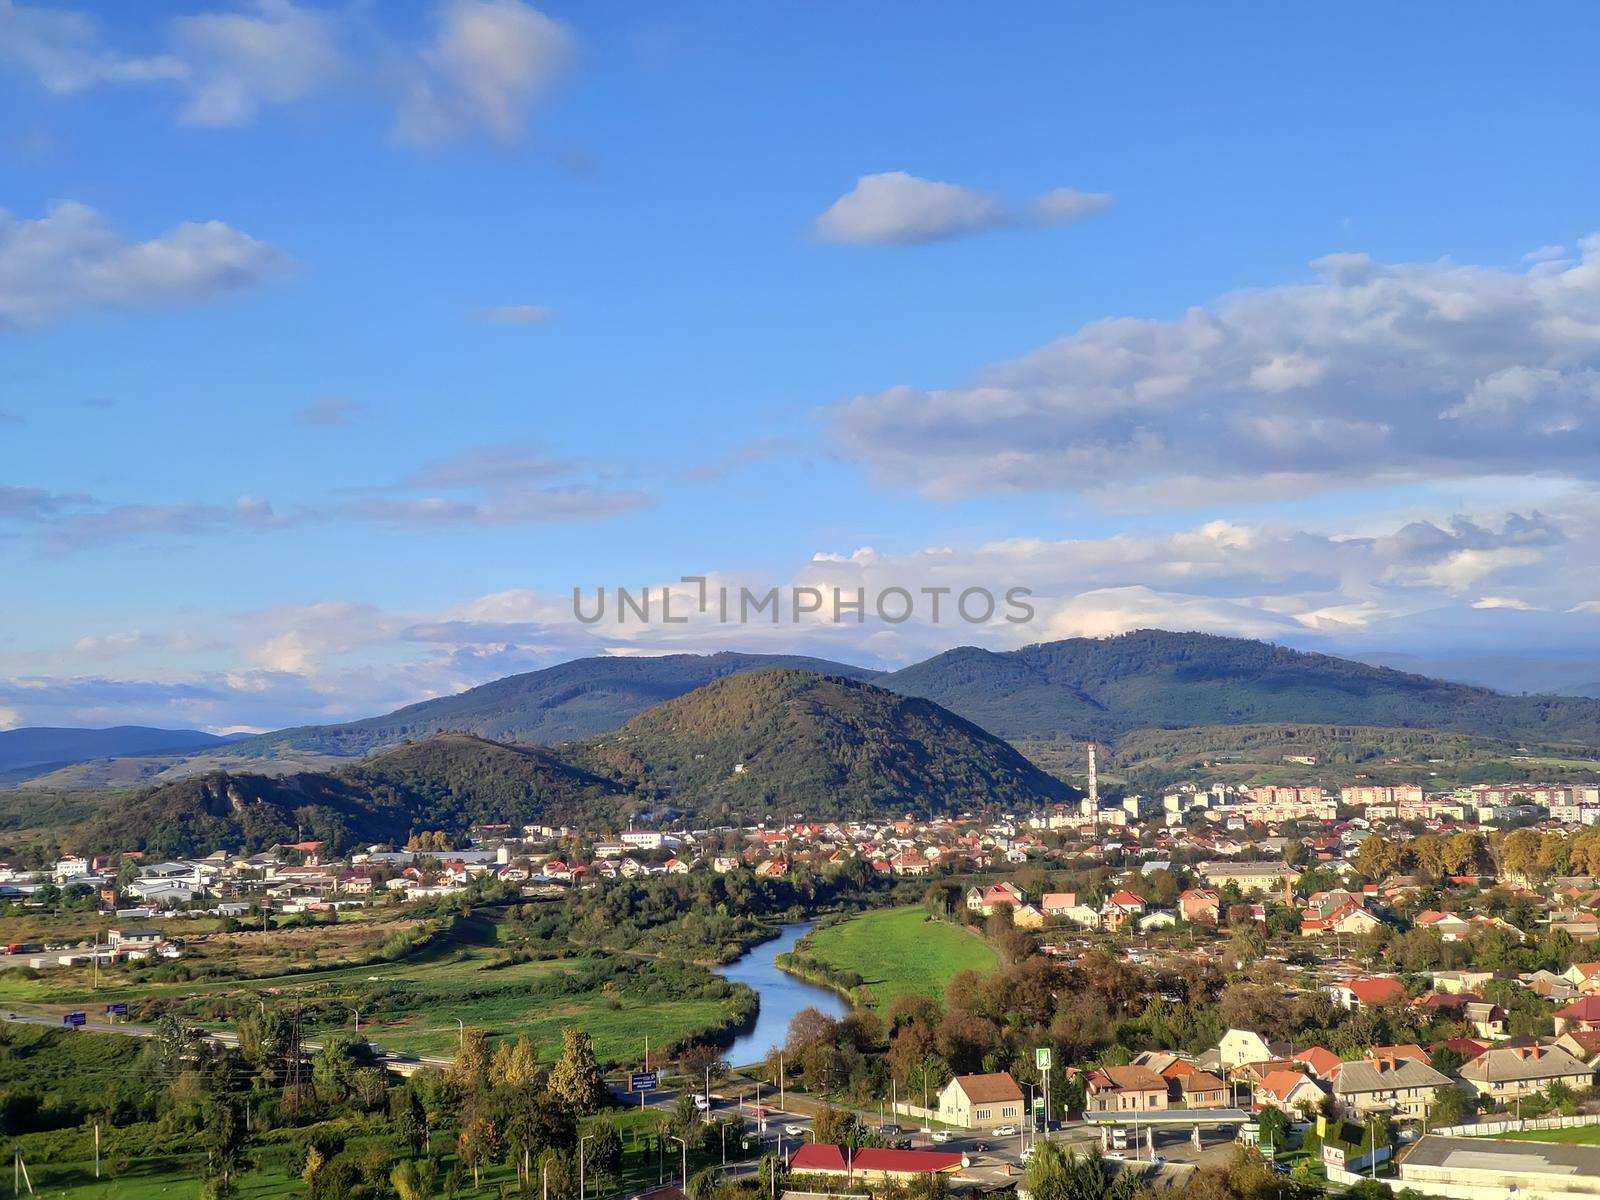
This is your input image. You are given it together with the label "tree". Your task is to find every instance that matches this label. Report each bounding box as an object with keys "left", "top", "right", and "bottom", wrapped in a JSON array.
[
  {"left": 391, "top": 1158, "right": 438, "bottom": 1200},
  {"left": 673, "top": 1092, "right": 704, "bottom": 1139},
  {"left": 1429, "top": 1085, "right": 1468, "bottom": 1128},
  {"left": 586, "top": 1119, "right": 623, "bottom": 1190},
  {"left": 199, "top": 1099, "right": 249, "bottom": 1199},
  {"left": 458, "top": 1114, "right": 499, "bottom": 1189},
  {"left": 812, "top": 1106, "right": 861, "bottom": 1148},
  {"left": 450, "top": 1027, "right": 492, "bottom": 1095},
  {"left": 547, "top": 1027, "right": 607, "bottom": 1115},
  {"left": 492, "top": 1034, "right": 541, "bottom": 1088},
  {"left": 1257, "top": 1106, "right": 1289, "bottom": 1152},
  {"left": 1024, "top": 1140, "right": 1107, "bottom": 1200},
  {"left": 392, "top": 1087, "right": 427, "bottom": 1155}
]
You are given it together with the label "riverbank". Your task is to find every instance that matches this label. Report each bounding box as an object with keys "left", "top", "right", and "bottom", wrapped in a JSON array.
[
  {"left": 714, "top": 922, "right": 851, "bottom": 1066},
  {"left": 779, "top": 906, "right": 1001, "bottom": 1011}
]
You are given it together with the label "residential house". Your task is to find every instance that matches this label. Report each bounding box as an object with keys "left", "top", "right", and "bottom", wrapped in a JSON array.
[
  {"left": 1554, "top": 995, "right": 1600, "bottom": 1035},
  {"left": 1332, "top": 1056, "right": 1451, "bottom": 1122},
  {"left": 1217, "top": 1028, "right": 1291, "bottom": 1070},
  {"left": 1460, "top": 1045, "right": 1594, "bottom": 1103},
  {"left": 1012, "top": 903, "right": 1046, "bottom": 929},
  {"left": 1101, "top": 890, "right": 1146, "bottom": 932},
  {"left": 1179, "top": 888, "right": 1221, "bottom": 924},
  {"left": 1177, "top": 1071, "right": 1228, "bottom": 1108},
  {"left": 1328, "top": 977, "right": 1407, "bottom": 1011},
  {"left": 965, "top": 882, "right": 1026, "bottom": 915},
  {"left": 1255, "top": 1069, "right": 1326, "bottom": 1115},
  {"left": 936, "top": 1073, "right": 1024, "bottom": 1130},
  {"left": 1293, "top": 1047, "right": 1344, "bottom": 1082},
  {"left": 1082, "top": 1065, "right": 1169, "bottom": 1113}
]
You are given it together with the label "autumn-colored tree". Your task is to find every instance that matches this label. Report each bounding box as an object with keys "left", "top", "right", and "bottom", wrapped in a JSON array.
[
  {"left": 546, "top": 1027, "right": 607, "bottom": 1115},
  {"left": 492, "top": 1034, "right": 540, "bottom": 1088},
  {"left": 458, "top": 1115, "right": 498, "bottom": 1189}
]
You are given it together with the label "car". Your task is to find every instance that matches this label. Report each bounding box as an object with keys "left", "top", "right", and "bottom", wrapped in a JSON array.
[
  {"left": 1021, "top": 1145, "right": 1038, "bottom": 1161},
  {"left": 931, "top": 1130, "right": 953, "bottom": 1143},
  {"left": 879, "top": 1123, "right": 901, "bottom": 1135},
  {"left": 784, "top": 1124, "right": 805, "bottom": 1137},
  {"left": 993, "top": 1125, "right": 1019, "bottom": 1137},
  {"left": 693, "top": 1094, "right": 710, "bottom": 1111}
]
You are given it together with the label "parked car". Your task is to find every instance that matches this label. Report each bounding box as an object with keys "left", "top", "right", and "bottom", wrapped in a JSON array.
[
  {"left": 931, "top": 1130, "right": 953, "bottom": 1143},
  {"left": 994, "top": 1125, "right": 1019, "bottom": 1137},
  {"left": 879, "top": 1123, "right": 901, "bottom": 1135}
]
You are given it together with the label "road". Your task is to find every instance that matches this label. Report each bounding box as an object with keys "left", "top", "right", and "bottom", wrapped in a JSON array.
[
  {"left": 616, "top": 1074, "right": 1233, "bottom": 1189},
  {"left": 5, "top": 1011, "right": 1235, "bottom": 1185}
]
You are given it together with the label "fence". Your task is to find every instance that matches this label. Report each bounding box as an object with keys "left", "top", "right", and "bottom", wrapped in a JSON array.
[{"left": 1429, "top": 1112, "right": 1600, "bottom": 1138}]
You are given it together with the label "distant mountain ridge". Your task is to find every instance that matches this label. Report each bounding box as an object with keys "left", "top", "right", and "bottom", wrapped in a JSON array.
[
  {"left": 226, "top": 652, "right": 879, "bottom": 757},
  {"left": 78, "top": 673, "right": 1067, "bottom": 855},
  {"left": 16, "top": 631, "right": 1600, "bottom": 793},
  {"left": 878, "top": 630, "right": 1600, "bottom": 745},
  {"left": 0, "top": 726, "right": 240, "bottom": 782}
]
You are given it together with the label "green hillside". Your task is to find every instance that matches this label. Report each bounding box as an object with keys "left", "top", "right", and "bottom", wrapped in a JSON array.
[
  {"left": 79, "top": 733, "right": 628, "bottom": 857},
  {"left": 576, "top": 668, "right": 1074, "bottom": 816},
  {"left": 882, "top": 629, "right": 1600, "bottom": 745}
]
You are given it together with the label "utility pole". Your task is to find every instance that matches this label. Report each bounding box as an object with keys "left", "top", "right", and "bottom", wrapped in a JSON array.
[
  {"left": 671, "top": 1136, "right": 687, "bottom": 1195},
  {"left": 94, "top": 1123, "right": 100, "bottom": 1178}
]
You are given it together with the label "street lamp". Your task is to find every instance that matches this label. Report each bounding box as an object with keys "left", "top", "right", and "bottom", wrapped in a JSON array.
[
  {"left": 580, "top": 1133, "right": 595, "bottom": 1200},
  {"left": 671, "top": 1135, "right": 688, "bottom": 1195},
  {"left": 456, "top": 1018, "right": 465, "bottom": 1050}
]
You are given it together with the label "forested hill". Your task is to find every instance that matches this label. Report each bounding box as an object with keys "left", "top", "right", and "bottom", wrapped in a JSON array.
[
  {"left": 81, "top": 733, "right": 630, "bottom": 858},
  {"left": 227, "top": 652, "right": 878, "bottom": 756},
  {"left": 879, "top": 629, "right": 1600, "bottom": 744},
  {"left": 575, "top": 668, "right": 1075, "bottom": 815}
]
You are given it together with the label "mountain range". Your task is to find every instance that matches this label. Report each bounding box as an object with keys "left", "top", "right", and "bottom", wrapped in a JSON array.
[
  {"left": 218, "top": 630, "right": 1600, "bottom": 757},
  {"left": 77, "top": 672, "right": 1066, "bottom": 856},
  {"left": 0, "top": 726, "right": 244, "bottom": 785},
  {"left": 14, "top": 631, "right": 1600, "bottom": 853}
]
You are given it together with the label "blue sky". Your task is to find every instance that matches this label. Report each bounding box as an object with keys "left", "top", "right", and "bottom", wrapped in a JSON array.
[{"left": 5, "top": 0, "right": 1600, "bottom": 731}]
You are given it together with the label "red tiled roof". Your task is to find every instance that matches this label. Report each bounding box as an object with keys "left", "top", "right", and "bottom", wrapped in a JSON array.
[{"left": 1557, "top": 996, "right": 1600, "bottom": 1021}]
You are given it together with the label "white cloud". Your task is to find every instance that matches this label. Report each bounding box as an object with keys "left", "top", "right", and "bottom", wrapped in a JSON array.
[
  {"left": 0, "top": 0, "right": 184, "bottom": 93},
  {"left": 814, "top": 172, "right": 1111, "bottom": 246},
  {"left": 394, "top": 0, "right": 574, "bottom": 147},
  {"left": 170, "top": 0, "right": 344, "bottom": 127},
  {"left": 0, "top": 201, "right": 288, "bottom": 329},
  {"left": 832, "top": 235, "right": 1600, "bottom": 497},
  {"left": 0, "top": 1, "right": 574, "bottom": 147},
  {"left": 12, "top": 496, "right": 1600, "bottom": 728},
  {"left": 1472, "top": 596, "right": 1536, "bottom": 610}
]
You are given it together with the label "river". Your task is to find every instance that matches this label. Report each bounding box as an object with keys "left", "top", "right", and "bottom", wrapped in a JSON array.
[{"left": 715, "top": 922, "right": 851, "bottom": 1067}]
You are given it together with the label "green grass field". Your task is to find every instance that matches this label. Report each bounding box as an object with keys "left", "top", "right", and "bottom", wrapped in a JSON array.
[
  {"left": 1497, "top": 1124, "right": 1600, "bottom": 1145},
  {"left": 8, "top": 915, "right": 748, "bottom": 1066},
  {"left": 801, "top": 906, "right": 998, "bottom": 1009}
]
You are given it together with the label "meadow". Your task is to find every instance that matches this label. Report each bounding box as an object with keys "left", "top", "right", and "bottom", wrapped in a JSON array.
[
  {"left": 797, "top": 905, "right": 999, "bottom": 1009},
  {"left": 4, "top": 912, "right": 753, "bottom": 1065}
]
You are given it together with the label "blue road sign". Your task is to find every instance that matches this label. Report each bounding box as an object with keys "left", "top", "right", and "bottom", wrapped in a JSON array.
[
  {"left": 63, "top": 1011, "right": 87, "bottom": 1027},
  {"left": 630, "top": 1071, "right": 659, "bottom": 1092},
  {"left": 104, "top": 1002, "right": 129, "bottom": 1017}
]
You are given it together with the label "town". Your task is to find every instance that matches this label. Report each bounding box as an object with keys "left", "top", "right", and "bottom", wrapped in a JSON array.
[{"left": 7, "top": 761, "right": 1600, "bottom": 1199}]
